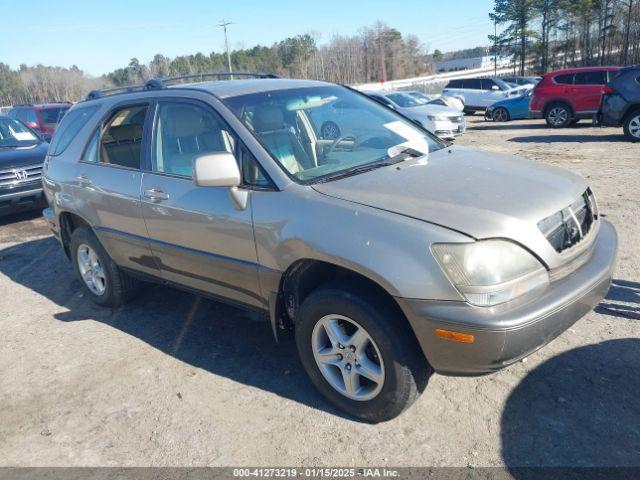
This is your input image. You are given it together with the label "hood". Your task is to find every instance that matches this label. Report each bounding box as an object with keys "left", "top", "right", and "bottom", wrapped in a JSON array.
[
  {"left": 0, "top": 142, "right": 48, "bottom": 169},
  {"left": 400, "top": 104, "right": 461, "bottom": 117},
  {"left": 312, "top": 146, "right": 588, "bottom": 262}
]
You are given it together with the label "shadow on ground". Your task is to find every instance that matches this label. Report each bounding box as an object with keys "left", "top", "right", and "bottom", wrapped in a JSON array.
[
  {"left": 0, "top": 236, "right": 351, "bottom": 420},
  {"left": 508, "top": 133, "right": 624, "bottom": 143},
  {"left": 596, "top": 279, "right": 640, "bottom": 320},
  {"left": 501, "top": 338, "right": 640, "bottom": 468}
]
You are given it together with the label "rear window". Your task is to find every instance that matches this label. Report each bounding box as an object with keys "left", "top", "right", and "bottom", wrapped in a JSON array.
[
  {"left": 554, "top": 74, "right": 574, "bottom": 85},
  {"left": 39, "top": 107, "right": 70, "bottom": 125},
  {"left": 574, "top": 71, "right": 607, "bottom": 85},
  {"left": 48, "top": 105, "right": 99, "bottom": 156}
]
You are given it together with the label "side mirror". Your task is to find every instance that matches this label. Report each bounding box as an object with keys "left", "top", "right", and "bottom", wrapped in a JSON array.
[
  {"left": 491, "top": 85, "right": 500, "bottom": 91},
  {"left": 193, "top": 152, "right": 240, "bottom": 187}
]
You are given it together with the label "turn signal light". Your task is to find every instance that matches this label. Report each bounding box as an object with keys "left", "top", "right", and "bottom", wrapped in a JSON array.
[{"left": 435, "top": 329, "right": 475, "bottom": 344}]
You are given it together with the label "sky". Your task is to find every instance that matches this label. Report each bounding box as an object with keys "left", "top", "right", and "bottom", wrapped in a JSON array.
[{"left": 4, "top": 0, "right": 496, "bottom": 77}]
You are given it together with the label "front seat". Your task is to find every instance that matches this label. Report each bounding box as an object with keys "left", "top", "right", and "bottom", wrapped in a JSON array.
[{"left": 252, "top": 105, "right": 311, "bottom": 175}]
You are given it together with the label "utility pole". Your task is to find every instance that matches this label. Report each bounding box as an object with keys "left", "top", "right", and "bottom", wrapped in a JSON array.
[
  {"left": 217, "top": 20, "right": 233, "bottom": 78},
  {"left": 494, "top": 17, "right": 498, "bottom": 76}
]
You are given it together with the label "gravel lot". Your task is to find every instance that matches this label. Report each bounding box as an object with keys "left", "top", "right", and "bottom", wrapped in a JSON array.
[{"left": 0, "top": 117, "right": 638, "bottom": 468}]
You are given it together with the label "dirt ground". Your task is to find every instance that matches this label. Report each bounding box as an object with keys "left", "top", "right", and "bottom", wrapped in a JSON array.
[{"left": 0, "top": 117, "right": 638, "bottom": 468}]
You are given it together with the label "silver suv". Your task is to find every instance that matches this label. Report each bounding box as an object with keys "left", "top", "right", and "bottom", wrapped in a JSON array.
[{"left": 42, "top": 73, "right": 617, "bottom": 422}]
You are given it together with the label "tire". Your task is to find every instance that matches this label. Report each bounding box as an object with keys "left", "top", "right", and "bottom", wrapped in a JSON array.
[
  {"left": 623, "top": 109, "right": 640, "bottom": 142},
  {"left": 545, "top": 102, "right": 572, "bottom": 128},
  {"left": 320, "top": 121, "right": 340, "bottom": 140},
  {"left": 493, "top": 107, "right": 510, "bottom": 122},
  {"left": 70, "top": 226, "right": 138, "bottom": 308},
  {"left": 295, "top": 281, "right": 431, "bottom": 423}
]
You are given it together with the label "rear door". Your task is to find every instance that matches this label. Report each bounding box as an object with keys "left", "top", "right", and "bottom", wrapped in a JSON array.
[
  {"left": 572, "top": 70, "right": 608, "bottom": 113},
  {"left": 140, "top": 99, "right": 263, "bottom": 308},
  {"left": 462, "top": 79, "right": 482, "bottom": 107},
  {"left": 76, "top": 102, "right": 158, "bottom": 276}
]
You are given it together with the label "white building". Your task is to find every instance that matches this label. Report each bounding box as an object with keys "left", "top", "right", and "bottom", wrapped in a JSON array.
[{"left": 435, "top": 55, "right": 512, "bottom": 73}]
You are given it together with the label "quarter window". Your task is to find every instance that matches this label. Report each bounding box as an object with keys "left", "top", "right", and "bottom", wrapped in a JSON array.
[
  {"left": 100, "top": 105, "right": 148, "bottom": 168},
  {"left": 554, "top": 74, "right": 574, "bottom": 85},
  {"left": 49, "top": 106, "right": 99, "bottom": 156},
  {"left": 152, "top": 102, "right": 235, "bottom": 177}
]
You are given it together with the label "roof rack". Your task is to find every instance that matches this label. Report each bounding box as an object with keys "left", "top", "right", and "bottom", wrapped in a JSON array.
[{"left": 85, "top": 71, "right": 279, "bottom": 100}]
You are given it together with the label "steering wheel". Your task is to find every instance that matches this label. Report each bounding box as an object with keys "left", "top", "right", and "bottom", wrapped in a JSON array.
[{"left": 322, "top": 135, "right": 357, "bottom": 160}]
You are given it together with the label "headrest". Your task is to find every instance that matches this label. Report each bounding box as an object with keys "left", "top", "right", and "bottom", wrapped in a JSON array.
[
  {"left": 253, "top": 105, "right": 285, "bottom": 133},
  {"left": 109, "top": 124, "right": 142, "bottom": 142},
  {"left": 166, "top": 106, "right": 212, "bottom": 138}
]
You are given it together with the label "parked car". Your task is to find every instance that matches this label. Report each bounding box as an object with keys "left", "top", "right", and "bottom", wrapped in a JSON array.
[
  {"left": 8, "top": 102, "right": 72, "bottom": 141},
  {"left": 0, "top": 116, "right": 48, "bottom": 216},
  {"left": 405, "top": 91, "right": 432, "bottom": 104},
  {"left": 42, "top": 74, "right": 617, "bottom": 423},
  {"left": 598, "top": 64, "right": 640, "bottom": 142},
  {"left": 485, "top": 89, "right": 533, "bottom": 122},
  {"left": 427, "top": 95, "right": 465, "bottom": 112},
  {"left": 501, "top": 76, "right": 540, "bottom": 89},
  {"left": 530, "top": 67, "right": 621, "bottom": 128},
  {"left": 441, "top": 77, "right": 525, "bottom": 114},
  {"left": 364, "top": 90, "right": 465, "bottom": 139}
]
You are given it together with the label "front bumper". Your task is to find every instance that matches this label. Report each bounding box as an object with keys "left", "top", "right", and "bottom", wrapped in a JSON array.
[
  {"left": 433, "top": 120, "right": 466, "bottom": 139},
  {"left": 0, "top": 187, "right": 46, "bottom": 216},
  {"left": 396, "top": 220, "right": 617, "bottom": 376}
]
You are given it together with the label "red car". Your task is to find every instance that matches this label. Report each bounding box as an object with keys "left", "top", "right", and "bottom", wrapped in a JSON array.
[
  {"left": 530, "top": 66, "right": 621, "bottom": 128},
  {"left": 8, "top": 102, "right": 72, "bottom": 140}
]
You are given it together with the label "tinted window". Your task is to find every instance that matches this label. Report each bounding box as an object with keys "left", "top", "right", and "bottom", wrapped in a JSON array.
[
  {"left": 574, "top": 71, "right": 607, "bottom": 85},
  {"left": 446, "top": 79, "right": 463, "bottom": 89},
  {"left": 100, "top": 105, "right": 148, "bottom": 168},
  {"left": 463, "top": 79, "right": 482, "bottom": 90},
  {"left": 39, "top": 107, "right": 70, "bottom": 125},
  {"left": 481, "top": 79, "right": 496, "bottom": 90},
  {"left": 386, "top": 93, "right": 421, "bottom": 107},
  {"left": 152, "top": 102, "right": 234, "bottom": 177},
  {"left": 0, "top": 117, "right": 40, "bottom": 147},
  {"left": 49, "top": 105, "right": 99, "bottom": 156},
  {"left": 554, "top": 74, "right": 574, "bottom": 85}
]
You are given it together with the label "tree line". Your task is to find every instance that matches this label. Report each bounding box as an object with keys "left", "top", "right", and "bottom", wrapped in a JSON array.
[{"left": 490, "top": 0, "right": 640, "bottom": 75}]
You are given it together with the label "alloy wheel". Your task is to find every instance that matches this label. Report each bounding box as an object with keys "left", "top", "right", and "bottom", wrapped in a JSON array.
[
  {"left": 77, "top": 243, "right": 107, "bottom": 296},
  {"left": 311, "top": 314, "right": 385, "bottom": 401},
  {"left": 493, "top": 108, "right": 509, "bottom": 122},
  {"left": 548, "top": 107, "right": 568, "bottom": 126},
  {"left": 629, "top": 115, "right": 640, "bottom": 139}
]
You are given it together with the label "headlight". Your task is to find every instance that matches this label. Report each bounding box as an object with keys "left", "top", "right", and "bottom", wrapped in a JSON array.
[
  {"left": 427, "top": 115, "right": 448, "bottom": 121},
  {"left": 431, "top": 240, "right": 549, "bottom": 306}
]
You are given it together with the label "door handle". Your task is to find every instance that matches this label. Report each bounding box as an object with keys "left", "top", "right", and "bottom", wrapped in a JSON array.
[
  {"left": 143, "top": 188, "right": 170, "bottom": 202},
  {"left": 76, "top": 174, "right": 92, "bottom": 186}
]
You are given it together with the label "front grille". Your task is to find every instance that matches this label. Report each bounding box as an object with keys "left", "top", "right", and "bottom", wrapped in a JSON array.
[
  {"left": 538, "top": 189, "right": 598, "bottom": 253},
  {"left": 0, "top": 163, "right": 43, "bottom": 189}
]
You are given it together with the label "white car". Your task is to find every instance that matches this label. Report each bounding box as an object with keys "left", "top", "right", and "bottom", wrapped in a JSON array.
[
  {"left": 442, "top": 77, "right": 527, "bottom": 114},
  {"left": 363, "top": 90, "right": 465, "bottom": 139}
]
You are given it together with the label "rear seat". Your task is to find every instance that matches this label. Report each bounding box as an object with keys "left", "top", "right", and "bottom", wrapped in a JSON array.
[{"left": 102, "top": 124, "right": 143, "bottom": 168}]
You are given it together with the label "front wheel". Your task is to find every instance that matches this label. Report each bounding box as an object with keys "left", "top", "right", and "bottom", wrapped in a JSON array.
[
  {"left": 295, "top": 281, "right": 431, "bottom": 422},
  {"left": 623, "top": 110, "right": 640, "bottom": 142}
]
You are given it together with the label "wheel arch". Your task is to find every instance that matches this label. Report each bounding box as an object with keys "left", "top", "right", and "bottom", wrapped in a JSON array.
[
  {"left": 543, "top": 99, "right": 575, "bottom": 117},
  {"left": 58, "top": 211, "right": 93, "bottom": 259},
  {"left": 272, "top": 258, "right": 411, "bottom": 341}
]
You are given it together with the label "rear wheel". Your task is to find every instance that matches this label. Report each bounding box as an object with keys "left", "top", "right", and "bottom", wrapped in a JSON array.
[
  {"left": 545, "top": 103, "right": 572, "bottom": 128},
  {"left": 70, "top": 227, "right": 138, "bottom": 307},
  {"left": 623, "top": 110, "right": 640, "bottom": 142},
  {"left": 295, "top": 281, "right": 431, "bottom": 423},
  {"left": 493, "top": 107, "right": 510, "bottom": 122}
]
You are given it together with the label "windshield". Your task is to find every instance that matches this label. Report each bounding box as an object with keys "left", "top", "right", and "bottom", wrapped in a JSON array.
[
  {"left": 39, "top": 107, "right": 70, "bottom": 125},
  {"left": 493, "top": 78, "right": 514, "bottom": 91},
  {"left": 223, "top": 85, "right": 443, "bottom": 183},
  {"left": 0, "top": 117, "right": 40, "bottom": 147},
  {"left": 407, "top": 92, "right": 431, "bottom": 104},
  {"left": 385, "top": 92, "right": 422, "bottom": 107}
]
